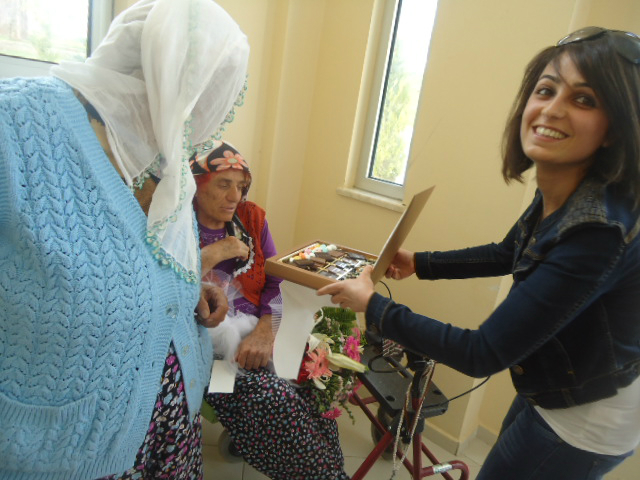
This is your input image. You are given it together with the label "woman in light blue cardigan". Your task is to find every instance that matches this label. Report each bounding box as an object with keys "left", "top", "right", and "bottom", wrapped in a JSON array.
[{"left": 0, "top": 0, "right": 248, "bottom": 478}]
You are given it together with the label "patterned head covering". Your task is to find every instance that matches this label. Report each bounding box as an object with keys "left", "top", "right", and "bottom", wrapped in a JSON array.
[
  {"left": 192, "top": 141, "right": 254, "bottom": 276},
  {"left": 190, "top": 140, "right": 252, "bottom": 198}
]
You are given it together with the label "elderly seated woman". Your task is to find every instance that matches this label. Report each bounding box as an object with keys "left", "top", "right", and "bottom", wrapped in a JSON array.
[{"left": 191, "top": 141, "right": 350, "bottom": 480}]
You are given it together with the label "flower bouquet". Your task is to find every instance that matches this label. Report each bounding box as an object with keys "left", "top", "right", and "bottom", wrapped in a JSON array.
[{"left": 296, "top": 306, "right": 367, "bottom": 421}]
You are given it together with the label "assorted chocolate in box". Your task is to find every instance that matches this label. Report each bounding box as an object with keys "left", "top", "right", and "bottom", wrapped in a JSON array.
[
  {"left": 265, "top": 241, "right": 377, "bottom": 290},
  {"left": 266, "top": 186, "right": 436, "bottom": 290}
]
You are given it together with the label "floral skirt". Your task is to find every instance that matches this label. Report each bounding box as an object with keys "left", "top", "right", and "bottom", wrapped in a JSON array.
[
  {"left": 205, "top": 368, "right": 350, "bottom": 480},
  {"left": 96, "top": 343, "right": 203, "bottom": 480}
]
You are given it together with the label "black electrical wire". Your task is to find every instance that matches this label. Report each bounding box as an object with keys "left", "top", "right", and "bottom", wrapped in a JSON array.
[
  {"left": 364, "top": 280, "right": 492, "bottom": 407},
  {"left": 378, "top": 280, "right": 392, "bottom": 299},
  {"left": 423, "top": 376, "right": 491, "bottom": 409},
  {"left": 366, "top": 353, "right": 492, "bottom": 405},
  {"left": 367, "top": 353, "right": 404, "bottom": 373}
]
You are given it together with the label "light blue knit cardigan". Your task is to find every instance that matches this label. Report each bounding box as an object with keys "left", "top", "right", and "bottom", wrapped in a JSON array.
[{"left": 0, "top": 77, "right": 213, "bottom": 479}]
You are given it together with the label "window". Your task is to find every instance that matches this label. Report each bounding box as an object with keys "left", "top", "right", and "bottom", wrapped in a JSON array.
[
  {"left": 355, "top": 0, "right": 438, "bottom": 200},
  {"left": 0, "top": 0, "right": 113, "bottom": 78}
]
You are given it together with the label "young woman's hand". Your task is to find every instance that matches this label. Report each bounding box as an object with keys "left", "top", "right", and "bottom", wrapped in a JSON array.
[
  {"left": 235, "top": 315, "right": 274, "bottom": 370},
  {"left": 316, "top": 265, "right": 375, "bottom": 313},
  {"left": 385, "top": 248, "right": 416, "bottom": 280}
]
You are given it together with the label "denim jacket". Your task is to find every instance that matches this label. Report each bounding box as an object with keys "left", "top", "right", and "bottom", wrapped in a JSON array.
[{"left": 366, "top": 177, "right": 640, "bottom": 409}]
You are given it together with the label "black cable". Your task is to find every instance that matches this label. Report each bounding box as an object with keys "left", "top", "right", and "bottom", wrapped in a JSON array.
[
  {"left": 367, "top": 353, "right": 401, "bottom": 373},
  {"left": 378, "top": 280, "right": 392, "bottom": 300},
  {"left": 368, "top": 278, "right": 492, "bottom": 406},
  {"left": 423, "top": 376, "right": 491, "bottom": 409},
  {"left": 366, "top": 353, "right": 492, "bottom": 404}
]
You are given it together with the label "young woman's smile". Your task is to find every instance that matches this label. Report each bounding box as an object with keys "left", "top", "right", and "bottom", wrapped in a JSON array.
[{"left": 520, "top": 53, "right": 610, "bottom": 175}]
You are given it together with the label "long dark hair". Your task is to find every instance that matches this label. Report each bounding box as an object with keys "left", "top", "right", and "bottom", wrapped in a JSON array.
[{"left": 502, "top": 32, "right": 640, "bottom": 207}]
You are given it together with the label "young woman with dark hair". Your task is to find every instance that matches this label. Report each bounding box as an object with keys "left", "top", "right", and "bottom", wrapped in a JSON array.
[{"left": 318, "top": 27, "right": 640, "bottom": 480}]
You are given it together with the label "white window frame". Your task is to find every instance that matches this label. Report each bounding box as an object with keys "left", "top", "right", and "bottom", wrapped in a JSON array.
[
  {"left": 352, "top": 0, "right": 436, "bottom": 201},
  {"left": 0, "top": 0, "right": 114, "bottom": 78},
  {"left": 354, "top": 0, "right": 401, "bottom": 200}
]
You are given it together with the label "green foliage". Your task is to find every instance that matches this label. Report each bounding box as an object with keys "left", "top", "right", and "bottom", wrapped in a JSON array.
[
  {"left": 312, "top": 306, "right": 363, "bottom": 354},
  {"left": 30, "top": 24, "right": 60, "bottom": 63},
  {"left": 371, "top": 52, "right": 413, "bottom": 184}
]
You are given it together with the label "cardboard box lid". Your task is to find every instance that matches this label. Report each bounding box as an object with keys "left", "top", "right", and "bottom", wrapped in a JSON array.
[{"left": 370, "top": 185, "right": 435, "bottom": 284}]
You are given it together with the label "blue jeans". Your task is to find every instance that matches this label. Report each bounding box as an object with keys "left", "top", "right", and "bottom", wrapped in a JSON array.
[{"left": 476, "top": 395, "right": 633, "bottom": 480}]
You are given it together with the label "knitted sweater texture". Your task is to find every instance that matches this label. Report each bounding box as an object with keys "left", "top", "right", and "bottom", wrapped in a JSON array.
[{"left": 0, "top": 77, "right": 213, "bottom": 479}]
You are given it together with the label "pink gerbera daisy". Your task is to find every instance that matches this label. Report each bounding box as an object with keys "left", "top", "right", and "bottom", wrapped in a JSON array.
[
  {"left": 344, "top": 335, "right": 362, "bottom": 362},
  {"left": 304, "top": 348, "right": 332, "bottom": 380}
]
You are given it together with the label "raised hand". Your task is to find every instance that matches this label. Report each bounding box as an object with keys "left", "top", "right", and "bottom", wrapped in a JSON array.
[
  {"left": 201, "top": 236, "right": 250, "bottom": 276},
  {"left": 385, "top": 248, "right": 416, "bottom": 280}
]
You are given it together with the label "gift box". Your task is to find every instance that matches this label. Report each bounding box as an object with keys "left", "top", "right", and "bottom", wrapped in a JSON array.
[
  {"left": 265, "top": 241, "right": 377, "bottom": 290},
  {"left": 265, "top": 186, "right": 434, "bottom": 289}
]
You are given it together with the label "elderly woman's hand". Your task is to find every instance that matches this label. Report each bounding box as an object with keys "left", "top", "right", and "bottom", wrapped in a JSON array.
[
  {"left": 195, "top": 282, "right": 229, "bottom": 327},
  {"left": 316, "top": 265, "right": 376, "bottom": 312},
  {"left": 235, "top": 315, "right": 274, "bottom": 370},
  {"left": 201, "top": 237, "right": 250, "bottom": 276}
]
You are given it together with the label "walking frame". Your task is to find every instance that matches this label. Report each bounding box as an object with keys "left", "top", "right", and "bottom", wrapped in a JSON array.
[{"left": 348, "top": 339, "right": 470, "bottom": 480}]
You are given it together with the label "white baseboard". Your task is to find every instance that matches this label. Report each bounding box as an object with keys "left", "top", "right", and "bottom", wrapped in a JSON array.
[
  {"left": 423, "top": 422, "right": 498, "bottom": 456},
  {"left": 422, "top": 422, "right": 462, "bottom": 455},
  {"left": 475, "top": 424, "right": 498, "bottom": 447}
]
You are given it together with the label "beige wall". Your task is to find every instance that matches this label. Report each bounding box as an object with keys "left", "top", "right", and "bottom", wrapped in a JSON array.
[
  {"left": 217, "top": 0, "right": 569, "bottom": 444},
  {"left": 117, "top": 0, "right": 640, "bottom": 458},
  {"left": 217, "top": 0, "right": 640, "bottom": 452}
]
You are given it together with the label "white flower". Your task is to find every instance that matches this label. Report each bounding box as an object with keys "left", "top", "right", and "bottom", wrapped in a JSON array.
[{"left": 327, "top": 352, "right": 366, "bottom": 373}]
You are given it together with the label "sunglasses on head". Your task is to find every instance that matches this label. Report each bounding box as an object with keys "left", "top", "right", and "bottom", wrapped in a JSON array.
[{"left": 557, "top": 26, "right": 640, "bottom": 64}]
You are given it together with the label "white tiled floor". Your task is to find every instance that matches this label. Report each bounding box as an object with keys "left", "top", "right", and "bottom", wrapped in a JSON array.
[
  {"left": 203, "top": 404, "right": 640, "bottom": 480},
  {"left": 202, "top": 390, "right": 639, "bottom": 479},
  {"left": 335, "top": 404, "right": 487, "bottom": 480},
  {"left": 202, "top": 400, "right": 489, "bottom": 480}
]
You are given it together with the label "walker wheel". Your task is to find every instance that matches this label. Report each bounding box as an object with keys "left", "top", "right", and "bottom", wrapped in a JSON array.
[
  {"left": 218, "top": 429, "right": 244, "bottom": 463},
  {"left": 370, "top": 407, "right": 396, "bottom": 461}
]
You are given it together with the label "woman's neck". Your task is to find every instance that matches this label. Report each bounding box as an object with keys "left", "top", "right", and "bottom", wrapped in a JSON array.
[
  {"left": 196, "top": 213, "right": 226, "bottom": 230},
  {"left": 75, "top": 89, "right": 156, "bottom": 216},
  {"left": 535, "top": 166, "right": 588, "bottom": 219}
]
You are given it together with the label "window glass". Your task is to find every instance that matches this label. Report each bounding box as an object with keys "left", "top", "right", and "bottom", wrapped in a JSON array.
[
  {"left": 356, "top": 0, "right": 438, "bottom": 200},
  {"left": 371, "top": 0, "right": 437, "bottom": 185},
  {"left": 1, "top": 0, "right": 91, "bottom": 64}
]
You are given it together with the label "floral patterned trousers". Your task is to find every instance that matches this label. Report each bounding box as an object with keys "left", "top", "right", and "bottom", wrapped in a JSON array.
[
  {"left": 205, "top": 367, "right": 350, "bottom": 480},
  {"left": 96, "top": 344, "right": 203, "bottom": 480}
]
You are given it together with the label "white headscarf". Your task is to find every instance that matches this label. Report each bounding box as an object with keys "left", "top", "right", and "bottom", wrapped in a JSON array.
[{"left": 51, "top": 0, "right": 249, "bottom": 283}]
